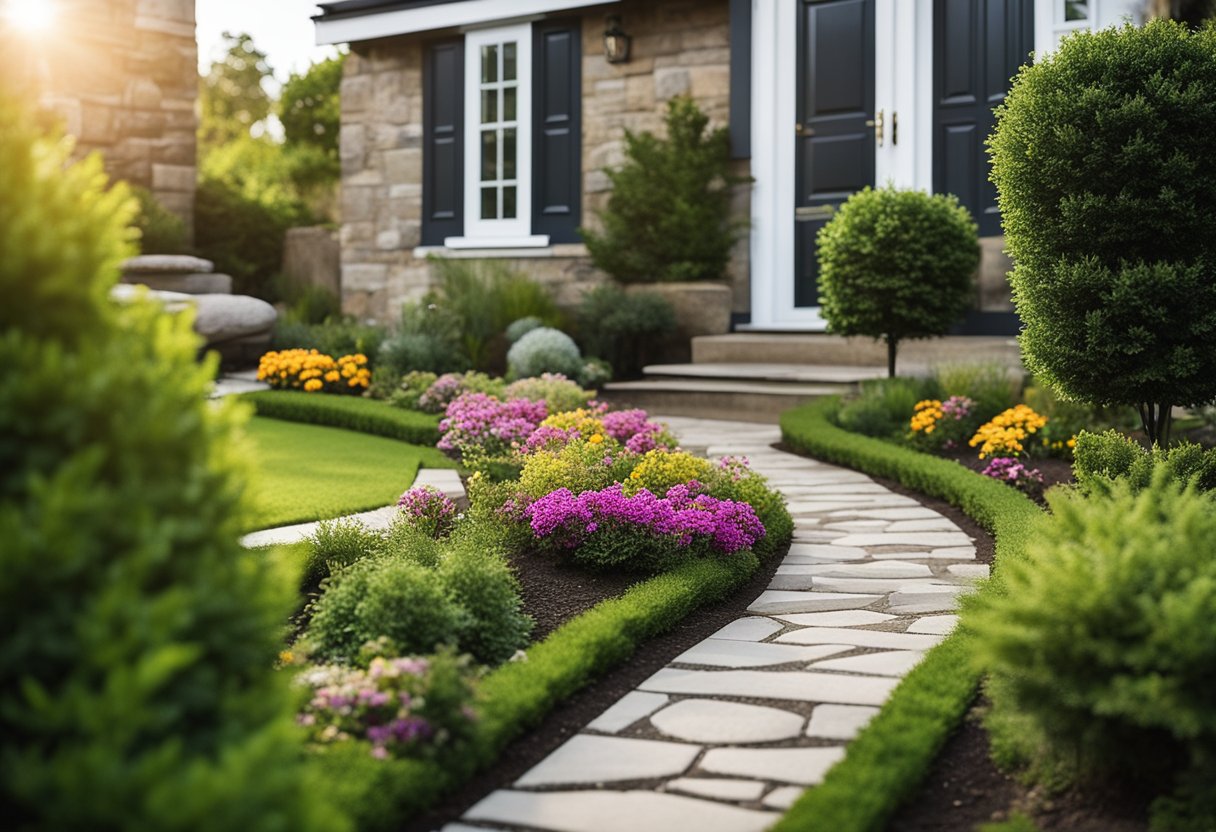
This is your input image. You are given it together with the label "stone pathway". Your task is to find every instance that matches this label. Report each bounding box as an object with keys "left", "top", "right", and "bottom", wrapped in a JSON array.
[{"left": 451, "top": 416, "right": 983, "bottom": 832}]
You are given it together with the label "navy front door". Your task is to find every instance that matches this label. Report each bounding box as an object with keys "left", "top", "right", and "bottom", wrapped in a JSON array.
[
  {"left": 794, "top": 0, "right": 876, "bottom": 309},
  {"left": 933, "top": 0, "right": 1034, "bottom": 237}
]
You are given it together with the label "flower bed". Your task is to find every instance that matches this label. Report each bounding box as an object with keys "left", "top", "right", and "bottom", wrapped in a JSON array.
[{"left": 262, "top": 386, "right": 792, "bottom": 829}]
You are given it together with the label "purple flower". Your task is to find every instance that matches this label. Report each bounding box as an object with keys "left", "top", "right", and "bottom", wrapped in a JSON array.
[{"left": 525, "top": 482, "right": 765, "bottom": 556}]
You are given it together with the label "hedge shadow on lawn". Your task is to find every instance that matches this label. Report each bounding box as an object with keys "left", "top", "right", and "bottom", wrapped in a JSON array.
[{"left": 773, "top": 398, "right": 1041, "bottom": 832}]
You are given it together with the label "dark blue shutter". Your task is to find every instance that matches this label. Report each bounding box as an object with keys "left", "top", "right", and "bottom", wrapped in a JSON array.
[
  {"left": 532, "top": 21, "right": 582, "bottom": 243},
  {"left": 422, "top": 39, "right": 463, "bottom": 245}
]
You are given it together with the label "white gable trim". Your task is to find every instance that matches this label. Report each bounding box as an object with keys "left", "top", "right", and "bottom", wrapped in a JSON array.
[{"left": 316, "top": 0, "right": 619, "bottom": 45}]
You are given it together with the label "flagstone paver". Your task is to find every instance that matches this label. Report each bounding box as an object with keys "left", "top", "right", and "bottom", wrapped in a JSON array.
[{"left": 447, "top": 416, "right": 979, "bottom": 831}]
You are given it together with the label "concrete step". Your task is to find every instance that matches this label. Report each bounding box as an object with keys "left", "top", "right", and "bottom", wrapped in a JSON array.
[
  {"left": 599, "top": 379, "right": 840, "bottom": 424},
  {"left": 691, "top": 334, "right": 1022, "bottom": 368},
  {"left": 642, "top": 362, "right": 904, "bottom": 385}
]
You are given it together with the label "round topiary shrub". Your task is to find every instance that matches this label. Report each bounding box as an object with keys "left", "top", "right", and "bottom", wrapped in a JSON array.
[
  {"left": 989, "top": 19, "right": 1216, "bottom": 446},
  {"left": 0, "top": 94, "right": 336, "bottom": 827},
  {"left": 506, "top": 326, "right": 582, "bottom": 379},
  {"left": 965, "top": 470, "right": 1216, "bottom": 805},
  {"left": 817, "top": 186, "right": 979, "bottom": 377}
]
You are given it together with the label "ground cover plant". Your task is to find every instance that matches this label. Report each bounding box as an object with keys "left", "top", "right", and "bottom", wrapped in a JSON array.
[
  {"left": 244, "top": 417, "right": 451, "bottom": 530},
  {"left": 0, "top": 92, "right": 340, "bottom": 829},
  {"left": 990, "top": 19, "right": 1216, "bottom": 446}
]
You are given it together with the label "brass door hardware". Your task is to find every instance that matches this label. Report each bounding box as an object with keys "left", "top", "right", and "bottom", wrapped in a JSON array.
[{"left": 864, "top": 109, "right": 884, "bottom": 147}]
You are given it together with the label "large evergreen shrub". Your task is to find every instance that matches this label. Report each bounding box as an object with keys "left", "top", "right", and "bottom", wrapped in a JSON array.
[
  {"left": 989, "top": 20, "right": 1216, "bottom": 445},
  {"left": 582, "top": 96, "right": 748, "bottom": 283},
  {"left": 0, "top": 94, "right": 339, "bottom": 830},
  {"left": 817, "top": 186, "right": 979, "bottom": 377}
]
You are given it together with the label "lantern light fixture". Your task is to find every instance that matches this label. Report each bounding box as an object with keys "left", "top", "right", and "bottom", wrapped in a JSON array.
[{"left": 603, "top": 14, "right": 631, "bottom": 64}]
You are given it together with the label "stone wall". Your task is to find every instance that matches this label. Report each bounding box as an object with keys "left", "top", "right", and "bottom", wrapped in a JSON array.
[
  {"left": 12, "top": 0, "right": 198, "bottom": 239},
  {"left": 337, "top": 0, "right": 744, "bottom": 323}
]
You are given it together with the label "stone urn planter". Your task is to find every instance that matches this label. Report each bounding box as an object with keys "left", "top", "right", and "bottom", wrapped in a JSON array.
[{"left": 625, "top": 281, "right": 732, "bottom": 363}]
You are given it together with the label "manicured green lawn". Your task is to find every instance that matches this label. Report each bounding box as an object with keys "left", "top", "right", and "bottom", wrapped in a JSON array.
[{"left": 244, "top": 416, "right": 455, "bottom": 531}]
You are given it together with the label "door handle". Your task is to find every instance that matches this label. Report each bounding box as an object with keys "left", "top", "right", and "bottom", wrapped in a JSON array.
[
  {"left": 795, "top": 122, "right": 815, "bottom": 136},
  {"left": 864, "top": 109, "right": 884, "bottom": 147}
]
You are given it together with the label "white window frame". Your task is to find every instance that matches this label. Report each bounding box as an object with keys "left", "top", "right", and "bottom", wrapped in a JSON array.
[{"left": 447, "top": 23, "right": 548, "bottom": 248}]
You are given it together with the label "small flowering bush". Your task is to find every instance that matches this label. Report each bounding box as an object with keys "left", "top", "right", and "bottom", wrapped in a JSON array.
[
  {"left": 257, "top": 349, "right": 371, "bottom": 394},
  {"left": 418, "top": 372, "right": 506, "bottom": 414},
  {"left": 437, "top": 392, "right": 549, "bottom": 463},
  {"left": 601, "top": 408, "right": 679, "bottom": 454},
  {"left": 969, "top": 404, "right": 1048, "bottom": 459},
  {"left": 503, "top": 373, "right": 595, "bottom": 413},
  {"left": 396, "top": 486, "right": 457, "bottom": 538},
  {"left": 527, "top": 482, "right": 766, "bottom": 571},
  {"left": 537, "top": 406, "right": 609, "bottom": 438},
  {"left": 909, "top": 395, "right": 977, "bottom": 451},
  {"left": 626, "top": 449, "right": 715, "bottom": 496},
  {"left": 518, "top": 436, "right": 636, "bottom": 499},
  {"left": 980, "top": 456, "right": 1045, "bottom": 499},
  {"left": 296, "top": 648, "right": 478, "bottom": 761}
]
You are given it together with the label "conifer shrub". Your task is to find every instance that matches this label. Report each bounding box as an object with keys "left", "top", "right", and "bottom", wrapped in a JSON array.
[
  {"left": 989, "top": 20, "right": 1216, "bottom": 445},
  {"left": 1072, "top": 429, "right": 1216, "bottom": 494},
  {"left": 965, "top": 471, "right": 1216, "bottom": 798},
  {"left": 817, "top": 186, "right": 979, "bottom": 377},
  {"left": 0, "top": 94, "right": 339, "bottom": 829},
  {"left": 582, "top": 96, "right": 748, "bottom": 283}
]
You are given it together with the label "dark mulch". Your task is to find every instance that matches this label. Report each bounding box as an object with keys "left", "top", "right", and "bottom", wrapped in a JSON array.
[
  {"left": 942, "top": 448, "right": 1076, "bottom": 495},
  {"left": 509, "top": 548, "right": 642, "bottom": 642},
  {"left": 404, "top": 539, "right": 790, "bottom": 832},
  {"left": 888, "top": 700, "right": 1021, "bottom": 832},
  {"left": 890, "top": 701, "right": 1151, "bottom": 832}
]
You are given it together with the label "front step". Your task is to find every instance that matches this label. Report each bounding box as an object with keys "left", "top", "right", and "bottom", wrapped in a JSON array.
[
  {"left": 599, "top": 378, "right": 842, "bottom": 423},
  {"left": 642, "top": 362, "right": 905, "bottom": 384},
  {"left": 692, "top": 333, "right": 1022, "bottom": 368}
]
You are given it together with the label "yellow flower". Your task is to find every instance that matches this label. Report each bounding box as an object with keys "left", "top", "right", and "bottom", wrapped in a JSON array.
[
  {"left": 304, "top": 378, "right": 323, "bottom": 392},
  {"left": 588, "top": 433, "right": 604, "bottom": 444}
]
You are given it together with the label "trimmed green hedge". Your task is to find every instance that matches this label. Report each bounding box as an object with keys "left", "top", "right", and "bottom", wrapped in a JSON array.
[
  {"left": 774, "top": 398, "right": 1041, "bottom": 832},
  {"left": 240, "top": 391, "right": 442, "bottom": 447},
  {"left": 317, "top": 552, "right": 765, "bottom": 830}
]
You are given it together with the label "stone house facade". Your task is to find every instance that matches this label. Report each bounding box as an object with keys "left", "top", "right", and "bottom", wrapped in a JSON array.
[
  {"left": 316, "top": 0, "right": 1144, "bottom": 333},
  {"left": 9, "top": 0, "right": 198, "bottom": 238}
]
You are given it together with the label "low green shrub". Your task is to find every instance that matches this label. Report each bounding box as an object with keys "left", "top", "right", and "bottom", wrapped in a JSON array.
[
  {"left": 438, "top": 527, "right": 534, "bottom": 663},
  {"left": 305, "top": 516, "right": 387, "bottom": 585},
  {"left": 507, "top": 327, "right": 582, "bottom": 379},
  {"left": 1073, "top": 429, "right": 1216, "bottom": 494},
  {"left": 377, "top": 301, "right": 470, "bottom": 378},
  {"left": 837, "top": 376, "right": 940, "bottom": 439},
  {"left": 305, "top": 556, "right": 465, "bottom": 663},
  {"left": 240, "top": 391, "right": 442, "bottom": 446},
  {"left": 303, "top": 521, "right": 531, "bottom": 667},
  {"left": 965, "top": 471, "right": 1216, "bottom": 800},
  {"left": 383, "top": 370, "right": 437, "bottom": 410},
  {"left": 575, "top": 284, "right": 674, "bottom": 378}
]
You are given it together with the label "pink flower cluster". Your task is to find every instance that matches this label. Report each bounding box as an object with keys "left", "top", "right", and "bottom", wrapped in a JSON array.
[
  {"left": 601, "top": 409, "right": 676, "bottom": 454},
  {"left": 418, "top": 373, "right": 470, "bottom": 413},
  {"left": 396, "top": 485, "right": 457, "bottom": 537},
  {"left": 527, "top": 482, "right": 765, "bottom": 554},
  {"left": 438, "top": 393, "right": 549, "bottom": 459},
  {"left": 519, "top": 424, "right": 582, "bottom": 454},
  {"left": 941, "top": 396, "right": 975, "bottom": 420},
  {"left": 981, "top": 456, "right": 1045, "bottom": 496}
]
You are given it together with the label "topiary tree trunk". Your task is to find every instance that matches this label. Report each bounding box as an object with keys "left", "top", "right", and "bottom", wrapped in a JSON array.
[{"left": 0, "top": 92, "right": 342, "bottom": 830}]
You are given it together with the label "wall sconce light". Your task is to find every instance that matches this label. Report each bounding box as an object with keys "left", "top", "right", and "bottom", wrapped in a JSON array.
[{"left": 603, "top": 15, "right": 631, "bottom": 64}]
